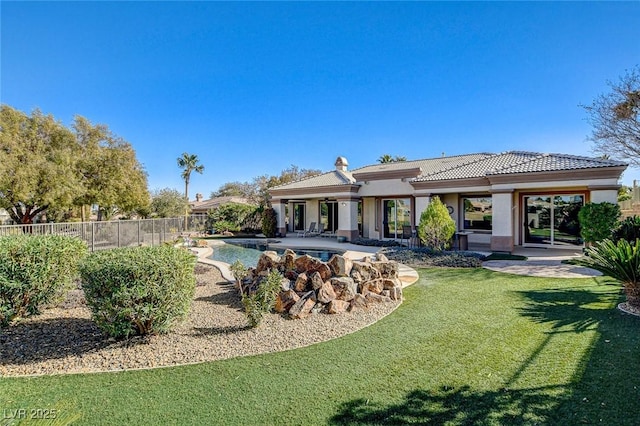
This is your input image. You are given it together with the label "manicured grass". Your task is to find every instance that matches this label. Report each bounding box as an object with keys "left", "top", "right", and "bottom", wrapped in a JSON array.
[{"left": 1, "top": 268, "right": 639, "bottom": 425}]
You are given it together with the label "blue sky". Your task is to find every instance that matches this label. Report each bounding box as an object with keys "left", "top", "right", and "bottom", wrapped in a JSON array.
[{"left": 2, "top": 1, "right": 640, "bottom": 199}]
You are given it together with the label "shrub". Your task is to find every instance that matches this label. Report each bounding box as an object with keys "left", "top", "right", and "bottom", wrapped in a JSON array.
[
  {"left": 612, "top": 216, "right": 640, "bottom": 243},
  {"left": 418, "top": 196, "right": 456, "bottom": 250},
  {"left": 578, "top": 202, "right": 621, "bottom": 244},
  {"left": 0, "top": 235, "right": 87, "bottom": 327},
  {"left": 262, "top": 207, "right": 277, "bottom": 238},
  {"left": 242, "top": 269, "right": 282, "bottom": 327},
  {"left": 80, "top": 246, "right": 197, "bottom": 338},
  {"left": 230, "top": 260, "right": 248, "bottom": 287},
  {"left": 573, "top": 238, "right": 640, "bottom": 309},
  {"left": 206, "top": 202, "right": 259, "bottom": 233}
]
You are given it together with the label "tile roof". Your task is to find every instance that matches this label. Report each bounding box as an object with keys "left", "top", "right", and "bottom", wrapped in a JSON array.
[
  {"left": 271, "top": 151, "right": 627, "bottom": 190},
  {"left": 414, "top": 151, "right": 627, "bottom": 181},
  {"left": 270, "top": 170, "right": 355, "bottom": 190}
]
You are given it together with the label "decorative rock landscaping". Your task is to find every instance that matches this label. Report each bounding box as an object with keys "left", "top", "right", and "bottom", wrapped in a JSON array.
[{"left": 238, "top": 250, "right": 403, "bottom": 319}]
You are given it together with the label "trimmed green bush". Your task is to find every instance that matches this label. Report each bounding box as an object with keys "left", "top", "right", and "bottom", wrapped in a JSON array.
[
  {"left": 80, "top": 246, "right": 197, "bottom": 338},
  {"left": 578, "top": 202, "right": 621, "bottom": 244},
  {"left": 418, "top": 196, "right": 456, "bottom": 250},
  {"left": 0, "top": 235, "right": 87, "bottom": 327},
  {"left": 262, "top": 207, "right": 277, "bottom": 238},
  {"left": 242, "top": 269, "right": 282, "bottom": 327}
]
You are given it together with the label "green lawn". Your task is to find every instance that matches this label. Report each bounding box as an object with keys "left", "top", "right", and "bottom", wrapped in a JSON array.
[{"left": 1, "top": 268, "right": 639, "bottom": 425}]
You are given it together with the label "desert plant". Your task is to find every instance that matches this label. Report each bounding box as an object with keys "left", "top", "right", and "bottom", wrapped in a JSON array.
[
  {"left": 612, "top": 216, "right": 640, "bottom": 243},
  {"left": 80, "top": 245, "right": 197, "bottom": 338},
  {"left": 578, "top": 202, "right": 621, "bottom": 244},
  {"left": 0, "top": 235, "right": 87, "bottom": 327},
  {"left": 230, "top": 260, "right": 248, "bottom": 287},
  {"left": 261, "top": 207, "right": 277, "bottom": 238},
  {"left": 241, "top": 269, "right": 282, "bottom": 327},
  {"left": 417, "top": 196, "right": 456, "bottom": 250},
  {"left": 573, "top": 238, "right": 640, "bottom": 309}
]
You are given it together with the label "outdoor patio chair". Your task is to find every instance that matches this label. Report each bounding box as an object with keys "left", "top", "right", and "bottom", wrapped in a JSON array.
[{"left": 297, "top": 222, "right": 317, "bottom": 238}]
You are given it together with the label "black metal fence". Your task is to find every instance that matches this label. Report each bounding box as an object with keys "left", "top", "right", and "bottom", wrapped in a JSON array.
[{"left": 0, "top": 216, "right": 207, "bottom": 251}]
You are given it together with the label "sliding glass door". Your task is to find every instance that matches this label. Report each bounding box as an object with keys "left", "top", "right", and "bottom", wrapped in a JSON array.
[
  {"left": 292, "top": 203, "right": 305, "bottom": 231},
  {"left": 383, "top": 198, "right": 411, "bottom": 239},
  {"left": 524, "top": 194, "right": 584, "bottom": 246}
]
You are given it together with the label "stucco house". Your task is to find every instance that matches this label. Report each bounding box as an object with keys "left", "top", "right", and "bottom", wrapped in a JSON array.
[{"left": 268, "top": 151, "right": 627, "bottom": 252}]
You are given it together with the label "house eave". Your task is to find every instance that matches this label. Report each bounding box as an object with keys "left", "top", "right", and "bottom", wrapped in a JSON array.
[
  {"left": 487, "top": 167, "right": 626, "bottom": 185},
  {"left": 270, "top": 184, "right": 361, "bottom": 199}
]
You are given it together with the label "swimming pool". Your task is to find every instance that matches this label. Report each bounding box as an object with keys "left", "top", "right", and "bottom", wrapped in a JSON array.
[{"left": 208, "top": 241, "right": 344, "bottom": 268}]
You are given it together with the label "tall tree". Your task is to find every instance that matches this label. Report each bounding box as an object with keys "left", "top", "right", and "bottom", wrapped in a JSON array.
[
  {"left": 584, "top": 66, "right": 640, "bottom": 166},
  {"left": 150, "top": 188, "right": 188, "bottom": 218},
  {"left": 73, "top": 116, "right": 150, "bottom": 221},
  {"left": 0, "top": 105, "right": 82, "bottom": 224},
  {"left": 177, "top": 152, "right": 204, "bottom": 200}
]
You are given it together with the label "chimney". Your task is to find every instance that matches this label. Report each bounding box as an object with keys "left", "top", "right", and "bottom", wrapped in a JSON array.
[
  {"left": 195, "top": 193, "right": 203, "bottom": 202},
  {"left": 335, "top": 156, "right": 348, "bottom": 172}
]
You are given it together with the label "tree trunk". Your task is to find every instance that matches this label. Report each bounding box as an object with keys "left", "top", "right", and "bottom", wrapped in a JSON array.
[{"left": 624, "top": 282, "right": 640, "bottom": 310}]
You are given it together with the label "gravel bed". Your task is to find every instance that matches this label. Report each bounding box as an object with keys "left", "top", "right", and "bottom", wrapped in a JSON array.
[{"left": 0, "top": 264, "right": 400, "bottom": 377}]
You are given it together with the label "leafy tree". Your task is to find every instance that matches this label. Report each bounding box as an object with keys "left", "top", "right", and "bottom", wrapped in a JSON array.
[
  {"left": 618, "top": 185, "right": 632, "bottom": 202},
  {"left": 378, "top": 154, "right": 407, "bottom": 163},
  {"left": 211, "top": 165, "right": 321, "bottom": 206},
  {"left": 418, "top": 196, "right": 456, "bottom": 250},
  {"left": 205, "top": 202, "right": 258, "bottom": 233},
  {"left": 584, "top": 66, "right": 640, "bottom": 165},
  {"left": 210, "top": 181, "right": 255, "bottom": 199},
  {"left": 177, "top": 152, "right": 204, "bottom": 200},
  {"left": 150, "top": 188, "right": 188, "bottom": 218},
  {"left": 0, "top": 105, "right": 82, "bottom": 224},
  {"left": 73, "top": 116, "right": 150, "bottom": 221},
  {"left": 578, "top": 202, "right": 621, "bottom": 244}
]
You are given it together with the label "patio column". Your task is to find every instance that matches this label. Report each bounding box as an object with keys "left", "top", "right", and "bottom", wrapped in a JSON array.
[
  {"left": 588, "top": 185, "right": 620, "bottom": 204},
  {"left": 337, "top": 198, "right": 359, "bottom": 241},
  {"left": 272, "top": 200, "right": 287, "bottom": 237},
  {"left": 414, "top": 195, "right": 431, "bottom": 227},
  {"left": 491, "top": 190, "right": 514, "bottom": 252}
]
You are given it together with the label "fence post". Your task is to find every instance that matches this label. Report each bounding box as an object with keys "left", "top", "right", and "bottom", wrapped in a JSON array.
[
  {"left": 117, "top": 221, "right": 121, "bottom": 248},
  {"left": 91, "top": 222, "right": 95, "bottom": 252},
  {"left": 138, "top": 220, "right": 141, "bottom": 246},
  {"left": 152, "top": 220, "right": 155, "bottom": 246}
]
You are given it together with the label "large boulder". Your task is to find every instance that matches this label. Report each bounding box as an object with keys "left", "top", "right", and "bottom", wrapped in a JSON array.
[
  {"left": 328, "top": 255, "right": 353, "bottom": 277},
  {"left": 360, "top": 279, "right": 384, "bottom": 295},
  {"left": 256, "top": 251, "right": 281, "bottom": 274},
  {"left": 330, "top": 277, "right": 357, "bottom": 301},
  {"left": 275, "top": 289, "right": 299, "bottom": 313},
  {"left": 308, "top": 261, "right": 332, "bottom": 282},
  {"left": 350, "top": 261, "right": 380, "bottom": 284},
  {"left": 317, "top": 281, "right": 337, "bottom": 304},
  {"left": 309, "top": 271, "right": 324, "bottom": 290},
  {"left": 294, "top": 255, "right": 315, "bottom": 273},
  {"left": 382, "top": 278, "right": 402, "bottom": 290},
  {"left": 328, "top": 299, "right": 350, "bottom": 314},
  {"left": 372, "top": 261, "right": 399, "bottom": 279},
  {"left": 294, "top": 272, "right": 309, "bottom": 292},
  {"left": 350, "top": 293, "right": 368, "bottom": 310},
  {"left": 365, "top": 292, "right": 392, "bottom": 304},
  {"left": 289, "top": 293, "right": 316, "bottom": 319},
  {"left": 281, "top": 249, "right": 296, "bottom": 271}
]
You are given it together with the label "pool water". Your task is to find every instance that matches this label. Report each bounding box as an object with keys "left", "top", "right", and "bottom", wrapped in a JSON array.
[{"left": 208, "top": 241, "right": 343, "bottom": 268}]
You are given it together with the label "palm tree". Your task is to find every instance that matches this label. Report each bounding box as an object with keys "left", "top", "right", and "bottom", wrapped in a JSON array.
[
  {"left": 378, "top": 154, "right": 407, "bottom": 163},
  {"left": 177, "top": 152, "right": 205, "bottom": 201}
]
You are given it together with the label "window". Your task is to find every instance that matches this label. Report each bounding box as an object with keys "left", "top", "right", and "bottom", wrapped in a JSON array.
[{"left": 463, "top": 196, "right": 492, "bottom": 231}]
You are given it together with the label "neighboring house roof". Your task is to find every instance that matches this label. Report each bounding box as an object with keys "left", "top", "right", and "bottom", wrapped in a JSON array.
[
  {"left": 270, "top": 170, "right": 356, "bottom": 191},
  {"left": 269, "top": 151, "right": 627, "bottom": 196},
  {"left": 190, "top": 196, "right": 254, "bottom": 212}
]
